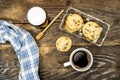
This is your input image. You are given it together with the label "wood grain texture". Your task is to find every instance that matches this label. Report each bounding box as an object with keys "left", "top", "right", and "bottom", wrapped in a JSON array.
[
  {"left": 0, "top": 45, "right": 120, "bottom": 80},
  {"left": 0, "top": 0, "right": 66, "bottom": 23},
  {"left": 0, "top": 0, "right": 120, "bottom": 80}
]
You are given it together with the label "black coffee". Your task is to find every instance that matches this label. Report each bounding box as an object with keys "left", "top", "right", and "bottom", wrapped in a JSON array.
[{"left": 73, "top": 51, "right": 89, "bottom": 68}]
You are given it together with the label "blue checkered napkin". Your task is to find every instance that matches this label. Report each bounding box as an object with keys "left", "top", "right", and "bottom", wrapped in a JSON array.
[{"left": 0, "top": 20, "right": 40, "bottom": 80}]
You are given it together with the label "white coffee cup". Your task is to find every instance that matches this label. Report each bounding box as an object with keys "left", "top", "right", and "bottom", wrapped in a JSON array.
[{"left": 63, "top": 48, "right": 93, "bottom": 72}]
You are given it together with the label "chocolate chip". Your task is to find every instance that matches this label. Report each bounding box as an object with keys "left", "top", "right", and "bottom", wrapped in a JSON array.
[
  {"left": 91, "top": 35, "right": 94, "bottom": 38},
  {"left": 87, "top": 29, "right": 90, "bottom": 33},
  {"left": 66, "top": 43, "right": 68, "bottom": 45},
  {"left": 89, "top": 24, "right": 91, "bottom": 26},
  {"left": 63, "top": 46, "right": 67, "bottom": 50},
  {"left": 95, "top": 26, "right": 98, "bottom": 28},
  {"left": 75, "top": 22, "right": 77, "bottom": 24},
  {"left": 65, "top": 38, "right": 68, "bottom": 40}
]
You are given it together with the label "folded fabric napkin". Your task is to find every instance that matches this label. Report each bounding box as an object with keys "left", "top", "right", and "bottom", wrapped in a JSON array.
[{"left": 0, "top": 20, "right": 40, "bottom": 80}]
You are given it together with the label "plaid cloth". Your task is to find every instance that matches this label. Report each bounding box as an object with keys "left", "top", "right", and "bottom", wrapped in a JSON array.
[{"left": 0, "top": 20, "right": 40, "bottom": 80}]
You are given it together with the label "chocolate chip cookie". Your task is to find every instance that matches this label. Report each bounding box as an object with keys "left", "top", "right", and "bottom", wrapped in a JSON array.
[
  {"left": 56, "top": 36, "right": 72, "bottom": 52},
  {"left": 65, "top": 14, "right": 84, "bottom": 33},
  {"left": 82, "top": 22, "right": 101, "bottom": 41}
]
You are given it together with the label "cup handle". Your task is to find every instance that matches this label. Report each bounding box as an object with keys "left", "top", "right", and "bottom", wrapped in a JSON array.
[{"left": 63, "top": 61, "right": 71, "bottom": 67}]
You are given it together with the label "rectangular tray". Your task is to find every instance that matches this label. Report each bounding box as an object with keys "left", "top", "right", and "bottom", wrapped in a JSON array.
[{"left": 59, "top": 6, "right": 110, "bottom": 46}]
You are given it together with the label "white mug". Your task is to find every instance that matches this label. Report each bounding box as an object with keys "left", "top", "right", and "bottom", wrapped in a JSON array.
[{"left": 63, "top": 48, "right": 93, "bottom": 72}]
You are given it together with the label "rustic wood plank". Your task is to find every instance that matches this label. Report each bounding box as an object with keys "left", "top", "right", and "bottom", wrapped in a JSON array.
[
  {"left": 40, "top": 46, "right": 120, "bottom": 69},
  {"left": 0, "top": 45, "right": 119, "bottom": 79},
  {"left": 0, "top": 42, "right": 120, "bottom": 80},
  {"left": 39, "top": 68, "right": 120, "bottom": 80},
  {"left": 0, "top": 0, "right": 67, "bottom": 23},
  {"left": 36, "top": 22, "right": 120, "bottom": 46},
  {"left": 0, "top": 50, "right": 120, "bottom": 80},
  {"left": 13, "top": 23, "right": 120, "bottom": 46},
  {"left": 0, "top": 0, "right": 119, "bottom": 24},
  {"left": 0, "top": 67, "right": 120, "bottom": 80},
  {"left": 0, "top": 45, "right": 120, "bottom": 69},
  {"left": 71, "top": 0, "right": 120, "bottom": 19}
]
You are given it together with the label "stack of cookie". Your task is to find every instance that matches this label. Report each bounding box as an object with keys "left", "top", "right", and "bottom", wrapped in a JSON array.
[
  {"left": 65, "top": 14, "right": 84, "bottom": 33},
  {"left": 65, "top": 13, "right": 101, "bottom": 41}
]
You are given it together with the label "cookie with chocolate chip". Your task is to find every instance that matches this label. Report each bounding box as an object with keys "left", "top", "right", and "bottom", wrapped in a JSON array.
[
  {"left": 65, "top": 25, "right": 74, "bottom": 33},
  {"left": 82, "top": 22, "right": 101, "bottom": 41},
  {"left": 65, "top": 14, "right": 84, "bottom": 33},
  {"left": 56, "top": 37, "right": 72, "bottom": 52}
]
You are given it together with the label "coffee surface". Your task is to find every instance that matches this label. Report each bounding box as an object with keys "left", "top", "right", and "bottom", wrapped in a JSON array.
[{"left": 73, "top": 51, "right": 88, "bottom": 68}]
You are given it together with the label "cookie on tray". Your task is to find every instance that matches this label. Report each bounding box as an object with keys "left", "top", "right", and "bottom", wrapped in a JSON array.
[
  {"left": 56, "top": 36, "right": 72, "bottom": 52},
  {"left": 65, "top": 25, "right": 74, "bottom": 33},
  {"left": 82, "top": 21, "right": 101, "bottom": 41},
  {"left": 65, "top": 14, "right": 84, "bottom": 33}
]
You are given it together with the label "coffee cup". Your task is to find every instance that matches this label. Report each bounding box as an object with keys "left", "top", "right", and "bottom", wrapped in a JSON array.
[{"left": 63, "top": 48, "right": 93, "bottom": 72}]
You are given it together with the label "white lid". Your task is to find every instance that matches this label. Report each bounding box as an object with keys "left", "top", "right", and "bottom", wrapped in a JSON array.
[{"left": 27, "top": 6, "right": 46, "bottom": 26}]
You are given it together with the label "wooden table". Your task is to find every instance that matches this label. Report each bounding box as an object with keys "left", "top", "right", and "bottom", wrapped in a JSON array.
[{"left": 0, "top": 0, "right": 120, "bottom": 80}]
